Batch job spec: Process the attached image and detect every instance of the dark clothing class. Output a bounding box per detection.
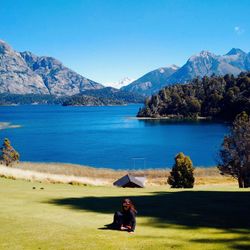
[112,210,136,232]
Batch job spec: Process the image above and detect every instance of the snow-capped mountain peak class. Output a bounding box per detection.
[158,64,179,73]
[189,50,217,61]
[168,64,179,70]
[104,77,135,89]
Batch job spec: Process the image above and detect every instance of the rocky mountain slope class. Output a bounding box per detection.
[1,39,250,99]
[124,49,250,96]
[20,51,103,96]
[121,65,179,96]
[0,40,103,96]
[0,40,49,95]
[166,50,247,84]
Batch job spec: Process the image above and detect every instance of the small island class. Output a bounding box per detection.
[62,95,125,106]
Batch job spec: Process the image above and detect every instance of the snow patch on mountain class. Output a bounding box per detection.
[104,77,135,89]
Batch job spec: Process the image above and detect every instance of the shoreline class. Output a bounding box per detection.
[0,161,237,187]
[0,122,21,130]
[133,116,211,121]
[10,160,220,171]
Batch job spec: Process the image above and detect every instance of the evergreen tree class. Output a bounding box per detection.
[218,112,250,188]
[167,152,195,188]
[0,138,19,166]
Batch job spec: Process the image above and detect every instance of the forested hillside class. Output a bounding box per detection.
[62,94,124,106]
[137,72,250,120]
[82,87,144,103]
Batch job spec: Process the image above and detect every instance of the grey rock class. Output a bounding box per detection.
[121,65,179,96]
[0,39,104,96]
[125,49,250,96]
[223,48,249,71]
[2,39,250,98]
[0,40,49,95]
[246,53,250,71]
[167,50,242,84]
[20,51,103,96]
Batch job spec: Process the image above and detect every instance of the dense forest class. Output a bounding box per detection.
[82,87,144,103]
[0,94,56,105]
[137,72,250,120]
[62,94,125,106]
[0,93,126,106]
[0,87,143,106]
[0,94,128,106]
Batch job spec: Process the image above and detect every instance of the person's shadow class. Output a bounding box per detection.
[98,223,117,231]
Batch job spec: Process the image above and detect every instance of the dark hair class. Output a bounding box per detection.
[122,198,137,213]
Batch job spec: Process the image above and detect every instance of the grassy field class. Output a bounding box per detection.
[0,177,249,250]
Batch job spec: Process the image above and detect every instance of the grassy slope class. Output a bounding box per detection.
[0,178,249,250]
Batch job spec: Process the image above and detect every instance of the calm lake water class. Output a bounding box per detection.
[0,105,229,169]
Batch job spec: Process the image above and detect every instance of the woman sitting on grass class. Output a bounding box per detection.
[107,198,137,232]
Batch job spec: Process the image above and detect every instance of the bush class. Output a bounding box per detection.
[0,138,20,166]
[167,152,195,188]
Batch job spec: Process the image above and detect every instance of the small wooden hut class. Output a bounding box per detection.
[113,174,146,188]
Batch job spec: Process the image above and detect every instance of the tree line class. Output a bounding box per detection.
[0,88,144,106]
[137,72,250,121]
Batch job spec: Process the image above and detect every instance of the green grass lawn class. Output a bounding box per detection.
[0,178,250,250]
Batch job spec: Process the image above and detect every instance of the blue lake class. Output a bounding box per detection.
[0,105,229,169]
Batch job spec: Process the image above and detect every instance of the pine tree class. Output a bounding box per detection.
[218,112,250,188]
[167,152,195,188]
[0,138,20,166]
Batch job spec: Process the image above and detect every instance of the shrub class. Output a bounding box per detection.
[167,152,195,188]
[0,138,20,166]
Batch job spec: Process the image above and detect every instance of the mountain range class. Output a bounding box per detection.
[0,39,250,98]
[122,48,250,96]
[0,40,103,96]
[121,65,179,96]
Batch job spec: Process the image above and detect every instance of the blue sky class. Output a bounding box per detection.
[0,0,250,84]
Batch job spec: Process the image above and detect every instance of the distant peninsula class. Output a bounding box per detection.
[137,72,250,121]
